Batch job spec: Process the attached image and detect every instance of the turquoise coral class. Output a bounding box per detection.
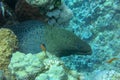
[8,51,83,80]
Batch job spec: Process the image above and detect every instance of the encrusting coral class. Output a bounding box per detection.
[0,28,18,76]
[8,51,84,80]
[92,70,120,80]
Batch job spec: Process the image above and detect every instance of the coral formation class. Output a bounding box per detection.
[46,2,73,26]
[92,70,120,80]
[15,0,73,26]
[8,51,83,80]
[61,0,120,73]
[26,0,51,7]
[0,28,18,75]
[15,0,47,22]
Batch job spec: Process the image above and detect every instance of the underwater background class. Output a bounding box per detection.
[0,0,120,80]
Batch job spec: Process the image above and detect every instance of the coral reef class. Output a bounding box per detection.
[26,0,53,7]
[15,0,47,22]
[0,28,18,76]
[15,0,73,26]
[46,2,73,26]
[60,0,120,73]
[91,70,120,80]
[8,51,83,80]
[64,0,120,39]
[1,0,120,79]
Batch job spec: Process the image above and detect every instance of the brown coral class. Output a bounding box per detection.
[15,0,48,22]
[0,28,18,74]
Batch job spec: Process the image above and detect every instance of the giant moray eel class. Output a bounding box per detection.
[6,20,92,57]
[44,26,92,57]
